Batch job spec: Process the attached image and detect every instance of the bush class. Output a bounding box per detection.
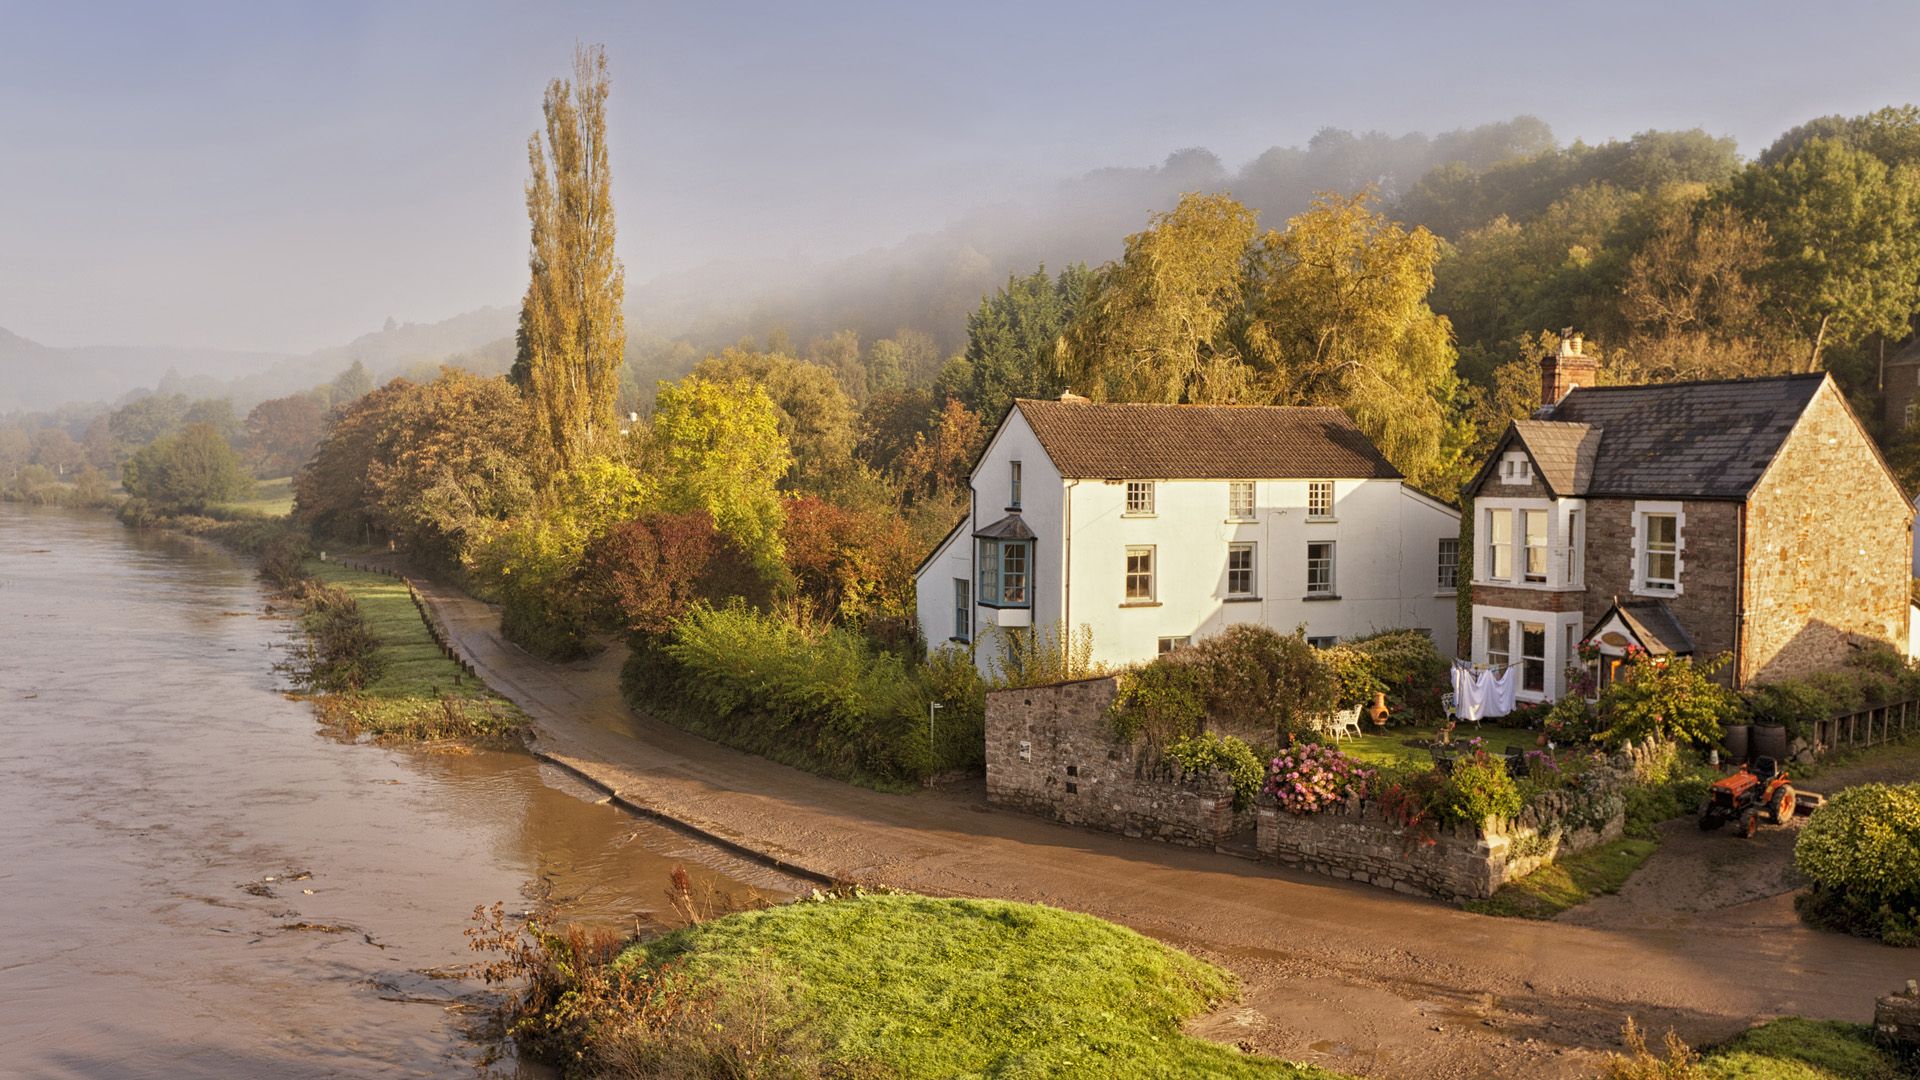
[984,621,1102,688]
[1263,742,1374,814]
[1594,654,1738,750]
[922,643,986,774]
[1542,696,1598,746]
[1794,783,1920,944]
[1109,652,1209,744]
[1333,629,1450,724]
[1429,751,1523,828]
[257,530,312,591]
[1165,733,1265,809]
[1746,646,1920,739]
[1196,625,1338,739]
[294,582,383,692]
[642,603,934,789]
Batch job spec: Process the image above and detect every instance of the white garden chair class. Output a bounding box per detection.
[1329,704,1363,741]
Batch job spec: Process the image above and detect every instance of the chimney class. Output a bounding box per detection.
[1540,329,1595,408]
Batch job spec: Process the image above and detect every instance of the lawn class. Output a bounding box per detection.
[1463,838,1658,919]
[1699,1018,1904,1079]
[299,559,521,739]
[1340,723,1539,772]
[212,476,295,519]
[617,894,1346,1078]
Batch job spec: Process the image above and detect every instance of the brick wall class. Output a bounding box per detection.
[1743,381,1913,683]
[985,676,1251,847]
[1256,759,1629,902]
[1582,498,1741,669]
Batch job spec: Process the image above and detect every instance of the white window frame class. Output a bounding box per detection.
[1631,501,1685,597]
[1486,617,1511,669]
[1485,507,1513,582]
[1523,509,1548,584]
[1565,507,1584,587]
[1307,635,1338,649]
[1519,621,1547,694]
[1125,481,1155,516]
[1498,451,1533,485]
[1305,541,1335,597]
[953,578,970,642]
[1475,604,1586,702]
[1227,542,1256,597]
[1157,636,1190,654]
[1009,460,1022,509]
[1124,545,1155,603]
[1307,480,1334,519]
[1228,480,1255,521]
[1436,537,1459,592]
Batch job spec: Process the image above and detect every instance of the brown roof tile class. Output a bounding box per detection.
[1511,420,1600,496]
[1012,399,1401,480]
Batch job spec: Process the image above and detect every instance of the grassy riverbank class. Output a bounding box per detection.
[498,892,1342,1078]
[297,560,522,741]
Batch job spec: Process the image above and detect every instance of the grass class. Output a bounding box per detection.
[616,894,1346,1078]
[211,476,295,519]
[299,559,522,740]
[1701,1017,1906,1079]
[1464,838,1657,919]
[1341,723,1538,772]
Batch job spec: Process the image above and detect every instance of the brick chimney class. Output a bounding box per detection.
[1540,330,1595,407]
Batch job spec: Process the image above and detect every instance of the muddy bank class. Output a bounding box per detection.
[0,505,800,1078]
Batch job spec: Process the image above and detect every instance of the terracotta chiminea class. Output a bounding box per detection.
[1368,691,1389,728]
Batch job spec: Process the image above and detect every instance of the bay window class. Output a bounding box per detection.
[1523,509,1548,583]
[977,539,1031,607]
[1521,622,1546,693]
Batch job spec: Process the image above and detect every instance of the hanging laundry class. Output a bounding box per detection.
[1488,666,1518,717]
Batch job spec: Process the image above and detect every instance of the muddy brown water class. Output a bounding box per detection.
[0,505,796,1078]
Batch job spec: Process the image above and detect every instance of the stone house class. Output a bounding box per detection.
[1464,337,1914,703]
[1882,336,1920,434]
[914,395,1461,673]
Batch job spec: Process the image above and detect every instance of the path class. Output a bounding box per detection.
[401,571,1920,1080]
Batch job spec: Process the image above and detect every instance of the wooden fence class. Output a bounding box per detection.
[330,556,479,683]
[1812,698,1918,757]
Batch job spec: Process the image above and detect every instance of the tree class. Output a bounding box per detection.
[515,43,626,473]
[896,397,984,504]
[963,265,1096,416]
[691,347,855,490]
[1060,193,1260,403]
[1614,202,1796,382]
[1727,138,1920,370]
[587,510,768,638]
[364,369,538,564]
[243,392,331,477]
[782,495,918,638]
[296,380,409,541]
[0,427,30,483]
[184,398,240,443]
[123,422,252,511]
[643,376,793,569]
[29,428,83,477]
[1245,191,1467,490]
[330,361,374,407]
[108,394,190,461]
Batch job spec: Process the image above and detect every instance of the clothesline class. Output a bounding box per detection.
[1450,661,1518,721]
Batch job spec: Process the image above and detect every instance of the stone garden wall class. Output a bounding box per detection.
[1256,757,1631,902]
[985,676,1253,848]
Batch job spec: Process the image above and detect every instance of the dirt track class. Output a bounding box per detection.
[398,569,1920,1080]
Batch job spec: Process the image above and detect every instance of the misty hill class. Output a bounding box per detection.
[2,307,518,414]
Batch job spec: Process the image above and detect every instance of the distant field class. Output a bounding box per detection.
[213,476,294,519]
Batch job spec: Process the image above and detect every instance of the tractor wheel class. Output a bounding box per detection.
[1772,785,1797,825]
[1699,810,1724,831]
[1740,809,1761,838]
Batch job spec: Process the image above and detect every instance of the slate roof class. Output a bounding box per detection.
[973,513,1035,541]
[1592,599,1696,656]
[1011,399,1401,480]
[1495,374,1826,500]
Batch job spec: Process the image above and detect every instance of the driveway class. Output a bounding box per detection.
[402,572,1920,1080]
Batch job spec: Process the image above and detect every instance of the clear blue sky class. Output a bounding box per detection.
[4,0,1918,353]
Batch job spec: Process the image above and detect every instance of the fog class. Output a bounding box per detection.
[4,1,1920,408]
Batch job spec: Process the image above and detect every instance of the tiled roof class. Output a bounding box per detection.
[1545,374,1826,499]
[1510,420,1599,496]
[1596,600,1696,656]
[1012,399,1401,480]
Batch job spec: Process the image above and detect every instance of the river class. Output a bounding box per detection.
[0,504,793,1078]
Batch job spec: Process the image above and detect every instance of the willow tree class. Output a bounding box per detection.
[514,44,626,474]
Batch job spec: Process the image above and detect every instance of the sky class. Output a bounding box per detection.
[4,0,1920,354]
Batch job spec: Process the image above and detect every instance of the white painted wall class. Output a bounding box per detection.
[912,406,1462,673]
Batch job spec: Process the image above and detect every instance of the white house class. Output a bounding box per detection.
[914,395,1462,673]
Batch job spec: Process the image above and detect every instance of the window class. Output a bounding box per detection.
[1009,461,1022,509]
[1486,618,1511,669]
[1523,509,1548,583]
[1157,636,1190,654]
[977,539,1031,607]
[1307,480,1334,518]
[1228,481,1255,520]
[953,579,970,641]
[1436,537,1459,590]
[1566,509,1582,585]
[1486,509,1513,581]
[1125,481,1155,515]
[1227,542,1256,597]
[1642,513,1678,591]
[1499,452,1533,484]
[1307,635,1338,648]
[1521,622,1546,693]
[1125,546,1155,602]
[1305,541,1335,596]
[1905,402,1919,429]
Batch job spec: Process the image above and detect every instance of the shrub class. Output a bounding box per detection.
[1165,733,1264,810]
[984,621,1102,688]
[647,603,934,788]
[1109,652,1209,744]
[1263,742,1374,814]
[294,582,383,692]
[257,530,312,591]
[1335,629,1450,724]
[1541,696,1598,746]
[1197,625,1338,739]
[922,643,986,774]
[1429,751,1524,828]
[1796,783,1920,904]
[1318,645,1384,708]
[1594,654,1737,750]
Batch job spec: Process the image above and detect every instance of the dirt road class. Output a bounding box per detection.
[402,572,1920,1080]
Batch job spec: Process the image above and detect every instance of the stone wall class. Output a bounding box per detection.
[985,676,1252,847]
[1582,497,1742,671]
[1742,380,1913,684]
[1256,758,1629,902]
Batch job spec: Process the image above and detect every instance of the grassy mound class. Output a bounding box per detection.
[1704,1018,1905,1079]
[300,561,521,740]
[606,894,1339,1078]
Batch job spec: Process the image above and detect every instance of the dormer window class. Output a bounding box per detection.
[1498,451,1533,485]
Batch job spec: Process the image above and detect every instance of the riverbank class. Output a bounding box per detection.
[388,562,1920,1080]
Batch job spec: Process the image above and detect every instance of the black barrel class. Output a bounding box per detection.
[1752,723,1789,763]
[1722,723,1751,764]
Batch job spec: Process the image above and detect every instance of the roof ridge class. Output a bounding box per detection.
[1015,398,1344,411]
[1561,372,1825,396]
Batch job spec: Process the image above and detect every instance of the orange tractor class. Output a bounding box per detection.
[1699,756,1796,838]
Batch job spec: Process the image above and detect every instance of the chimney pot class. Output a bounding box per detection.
[1541,330,1596,408]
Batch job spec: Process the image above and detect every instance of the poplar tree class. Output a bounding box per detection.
[514,44,626,473]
